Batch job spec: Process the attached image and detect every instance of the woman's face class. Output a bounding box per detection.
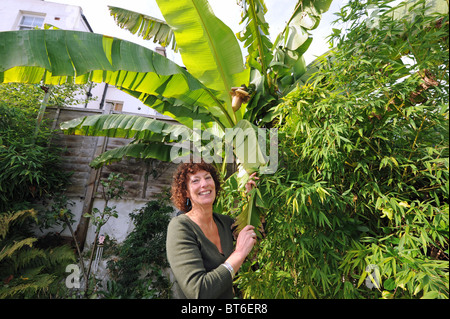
[186,169,216,209]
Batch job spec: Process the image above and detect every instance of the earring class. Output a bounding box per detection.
[186,198,191,209]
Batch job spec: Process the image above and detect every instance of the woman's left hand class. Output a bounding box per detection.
[235,225,257,258]
[245,172,259,194]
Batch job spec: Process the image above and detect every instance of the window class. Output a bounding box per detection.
[18,14,45,30]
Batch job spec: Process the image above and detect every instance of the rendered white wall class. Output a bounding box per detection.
[0,0,89,32]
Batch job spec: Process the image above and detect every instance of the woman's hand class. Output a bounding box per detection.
[244,172,259,194]
[235,224,257,258]
[225,224,257,276]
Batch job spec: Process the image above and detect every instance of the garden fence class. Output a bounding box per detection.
[44,105,177,249]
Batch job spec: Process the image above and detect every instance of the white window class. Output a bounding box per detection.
[18,14,45,30]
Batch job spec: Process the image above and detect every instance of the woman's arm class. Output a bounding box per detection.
[166,218,233,299]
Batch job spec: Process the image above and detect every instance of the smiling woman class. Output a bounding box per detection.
[167,161,258,298]
[170,161,222,213]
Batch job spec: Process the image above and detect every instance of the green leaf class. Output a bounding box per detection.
[230,119,269,174]
[271,0,333,94]
[421,291,439,299]
[156,0,249,114]
[109,6,177,51]
[384,278,396,290]
[237,0,273,75]
[119,88,222,130]
[357,270,368,288]
[0,30,232,127]
[316,186,330,203]
[90,141,190,168]
[60,113,190,142]
[381,207,393,220]
[236,187,262,233]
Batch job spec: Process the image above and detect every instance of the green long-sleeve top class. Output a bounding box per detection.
[166,212,235,299]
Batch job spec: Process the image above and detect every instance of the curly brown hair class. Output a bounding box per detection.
[171,161,222,212]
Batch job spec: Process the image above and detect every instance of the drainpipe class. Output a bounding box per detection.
[99,83,108,109]
[84,83,93,108]
[81,13,94,33]
[81,11,94,108]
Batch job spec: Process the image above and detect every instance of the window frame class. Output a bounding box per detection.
[17,13,45,30]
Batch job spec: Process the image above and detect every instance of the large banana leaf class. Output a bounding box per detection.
[59,113,196,168]
[60,113,230,168]
[235,188,263,234]
[222,119,276,231]
[119,88,224,130]
[60,113,189,142]
[271,0,333,94]
[109,6,177,52]
[237,0,273,77]
[155,0,250,114]
[242,0,334,125]
[230,119,269,174]
[60,113,192,168]
[90,141,191,169]
[0,30,234,128]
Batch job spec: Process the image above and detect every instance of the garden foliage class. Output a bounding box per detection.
[0,83,87,298]
[105,197,173,298]
[231,0,449,298]
[0,83,90,212]
[0,210,75,298]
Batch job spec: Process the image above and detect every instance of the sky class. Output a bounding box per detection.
[47,0,346,66]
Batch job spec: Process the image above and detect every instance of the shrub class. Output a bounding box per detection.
[0,102,70,213]
[105,196,173,298]
[0,210,75,298]
[0,82,93,212]
[0,82,89,298]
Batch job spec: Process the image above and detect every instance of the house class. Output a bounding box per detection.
[0,0,92,31]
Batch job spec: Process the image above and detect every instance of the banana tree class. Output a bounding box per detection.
[0,0,333,232]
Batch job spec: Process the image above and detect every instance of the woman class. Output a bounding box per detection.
[167,161,258,299]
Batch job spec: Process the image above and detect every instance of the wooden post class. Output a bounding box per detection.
[34,85,51,139]
[74,103,111,251]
